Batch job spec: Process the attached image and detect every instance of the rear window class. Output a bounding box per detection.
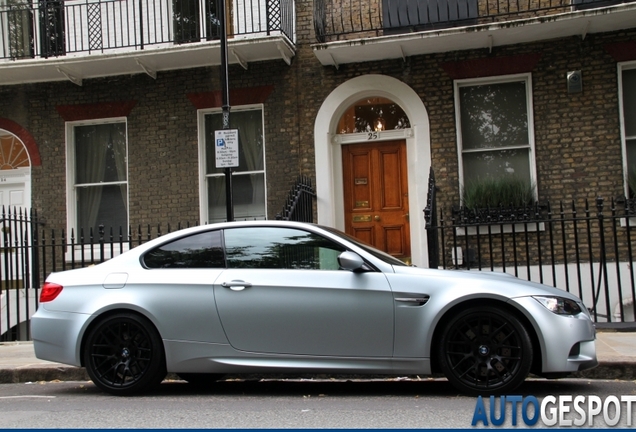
[143,230,224,268]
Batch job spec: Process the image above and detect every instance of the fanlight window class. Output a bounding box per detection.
[337,97,410,134]
[0,133,30,170]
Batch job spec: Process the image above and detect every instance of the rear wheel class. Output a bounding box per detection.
[83,313,166,395]
[438,306,532,394]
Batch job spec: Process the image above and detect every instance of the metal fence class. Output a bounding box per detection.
[424,168,636,324]
[314,0,633,42]
[1,0,294,60]
[276,175,316,223]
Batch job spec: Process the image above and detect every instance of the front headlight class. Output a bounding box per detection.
[533,296,582,315]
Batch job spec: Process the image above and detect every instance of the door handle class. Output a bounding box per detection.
[404,213,409,222]
[374,215,381,221]
[221,280,252,291]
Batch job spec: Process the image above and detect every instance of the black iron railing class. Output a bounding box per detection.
[0,0,294,60]
[314,0,634,42]
[276,175,316,223]
[424,171,636,323]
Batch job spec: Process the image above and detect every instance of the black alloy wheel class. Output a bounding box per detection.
[438,306,533,395]
[83,313,166,395]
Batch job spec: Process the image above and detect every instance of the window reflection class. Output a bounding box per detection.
[224,227,345,270]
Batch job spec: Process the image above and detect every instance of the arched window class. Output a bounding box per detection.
[337,97,410,134]
[0,132,30,170]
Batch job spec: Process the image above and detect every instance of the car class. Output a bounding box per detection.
[31,220,597,395]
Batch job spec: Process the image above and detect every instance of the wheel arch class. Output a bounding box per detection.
[79,308,165,368]
[428,298,543,375]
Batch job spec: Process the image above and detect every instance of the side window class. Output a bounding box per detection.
[143,230,224,268]
[224,227,345,270]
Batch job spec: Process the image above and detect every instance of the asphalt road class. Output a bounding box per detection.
[1,378,635,428]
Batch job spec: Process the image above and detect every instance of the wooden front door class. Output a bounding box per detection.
[342,140,411,262]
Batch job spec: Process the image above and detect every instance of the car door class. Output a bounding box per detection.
[214,226,394,357]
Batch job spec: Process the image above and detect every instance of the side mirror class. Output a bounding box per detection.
[338,251,366,272]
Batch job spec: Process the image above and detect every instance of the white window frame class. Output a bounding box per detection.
[197,104,267,223]
[618,61,636,199]
[454,73,538,205]
[65,117,129,256]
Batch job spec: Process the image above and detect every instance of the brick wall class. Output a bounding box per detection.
[1,1,635,232]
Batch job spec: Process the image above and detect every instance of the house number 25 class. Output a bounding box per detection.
[367,131,379,140]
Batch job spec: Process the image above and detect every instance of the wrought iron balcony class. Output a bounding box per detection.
[1,0,293,59]
[0,0,295,84]
[312,0,636,66]
[314,0,635,42]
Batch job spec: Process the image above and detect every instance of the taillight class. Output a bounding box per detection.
[40,282,63,303]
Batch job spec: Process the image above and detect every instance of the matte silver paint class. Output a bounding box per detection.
[31,220,598,389]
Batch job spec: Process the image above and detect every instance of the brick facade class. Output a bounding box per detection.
[1,0,635,246]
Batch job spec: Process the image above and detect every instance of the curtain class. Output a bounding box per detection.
[75,125,108,233]
[111,126,128,215]
[236,111,263,208]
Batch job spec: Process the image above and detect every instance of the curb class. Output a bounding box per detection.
[0,366,89,384]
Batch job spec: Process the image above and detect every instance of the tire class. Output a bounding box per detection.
[178,373,223,388]
[83,312,166,395]
[438,306,533,395]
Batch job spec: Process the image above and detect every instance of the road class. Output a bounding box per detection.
[0,377,635,428]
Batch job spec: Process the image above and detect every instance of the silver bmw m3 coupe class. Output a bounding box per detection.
[31,220,597,395]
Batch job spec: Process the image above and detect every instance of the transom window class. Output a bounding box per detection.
[620,64,636,198]
[337,97,410,134]
[200,106,266,222]
[455,75,537,208]
[66,120,128,235]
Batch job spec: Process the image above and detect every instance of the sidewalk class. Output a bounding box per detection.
[0,331,634,384]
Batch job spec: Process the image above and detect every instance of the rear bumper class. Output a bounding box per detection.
[31,307,90,367]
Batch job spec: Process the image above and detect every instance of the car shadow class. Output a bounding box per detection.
[45,376,605,398]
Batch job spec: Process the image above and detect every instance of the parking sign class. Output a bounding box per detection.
[214,129,239,168]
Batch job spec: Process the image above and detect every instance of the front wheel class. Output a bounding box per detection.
[83,313,166,395]
[438,306,533,395]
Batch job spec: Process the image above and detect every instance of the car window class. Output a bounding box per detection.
[224,227,346,270]
[143,230,224,268]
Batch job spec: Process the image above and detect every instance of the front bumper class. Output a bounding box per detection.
[510,296,598,373]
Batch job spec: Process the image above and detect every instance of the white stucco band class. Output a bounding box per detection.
[313,74,432,267]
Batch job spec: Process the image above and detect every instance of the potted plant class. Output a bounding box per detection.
[456,177,538,223]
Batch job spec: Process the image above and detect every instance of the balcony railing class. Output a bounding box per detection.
[313,0,634,42]
[0,0,294,61]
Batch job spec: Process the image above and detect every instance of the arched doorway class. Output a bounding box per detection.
[314,75,431,267]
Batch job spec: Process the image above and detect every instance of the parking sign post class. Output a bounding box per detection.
[218,0,233,221]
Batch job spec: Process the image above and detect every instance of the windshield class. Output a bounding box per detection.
[320,225,408,267]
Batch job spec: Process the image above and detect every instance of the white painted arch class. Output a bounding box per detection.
[313,74,432,267]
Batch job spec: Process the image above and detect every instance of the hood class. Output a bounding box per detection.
[391,265,583,301]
